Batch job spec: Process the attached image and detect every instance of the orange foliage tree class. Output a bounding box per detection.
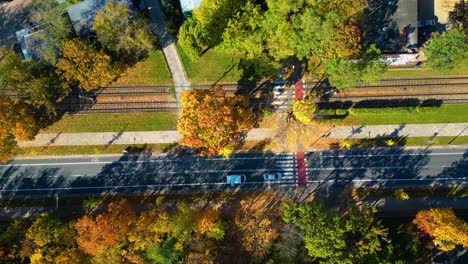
[74,201,136,256]
[413,208,468,251]
[177,85,255,156]
[234,193,281,259]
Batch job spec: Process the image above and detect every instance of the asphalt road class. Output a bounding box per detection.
[0,148,466,198]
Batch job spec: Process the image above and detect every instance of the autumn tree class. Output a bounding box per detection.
[235,192,280,260]
[93,2,154,60]
[24,213,83,264]
[0,220,29,263]
[282,201,391,263]
[413,208,468,251]
[177,85,255,156]
[292,97,316,125]
[74,201,136,256]
[195,208,225,241]
[424,28,468,71]
[56,38,116,91]
[0,96,39,162]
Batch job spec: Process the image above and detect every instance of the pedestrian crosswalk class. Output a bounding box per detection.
[274,154,296,183]
[272,82,292,110]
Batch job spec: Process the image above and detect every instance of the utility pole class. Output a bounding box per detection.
[55,194,59,209]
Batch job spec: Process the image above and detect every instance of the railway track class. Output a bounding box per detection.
[4,77,468,113]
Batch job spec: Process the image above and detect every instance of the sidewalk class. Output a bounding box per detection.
[144,0,190,104]
[17,124,468,148]
[329,123,468,139]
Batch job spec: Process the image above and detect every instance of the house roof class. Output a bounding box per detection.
[392,0,418,47]
[66,0,134,36]
[16,26,53,60]
[179,0,201,16]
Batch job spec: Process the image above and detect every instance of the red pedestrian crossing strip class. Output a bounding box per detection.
[296,152,307,187]
[294,79,304,100]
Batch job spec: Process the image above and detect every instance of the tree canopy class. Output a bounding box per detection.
[93,2,155,60]
[0,48,70,114]
[424,28,468,71]
[0,96,39,163]
[56,39,116,91]
[177,85,255,156]
[179,0,386,88]
[282,201,392,263]
[413,208,468,251]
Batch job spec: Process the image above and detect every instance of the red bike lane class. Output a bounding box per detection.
[296,152,307,187]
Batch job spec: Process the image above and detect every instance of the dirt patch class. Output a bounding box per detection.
[96,94,177,103]
[0,0,32,46]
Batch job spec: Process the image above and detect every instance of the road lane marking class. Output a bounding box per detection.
[307,166,428,171]
[307,177,468,183]
[0,156,294,167]
[321,152,465,158]
[0,177,466,193]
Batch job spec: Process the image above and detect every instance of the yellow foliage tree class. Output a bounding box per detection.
[292,97,316,125]
[56,38,116,91]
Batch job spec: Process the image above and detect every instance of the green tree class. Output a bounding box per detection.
[0,48,69,114]
[424,28,468,71]
[177,85,255,156]
[27,0,74,64]
[93,2,154,60]
[178,0,248,60]
[220,0,385,87]
[56,38,116,91]
[146,238,180,264]
[282,201,391,263]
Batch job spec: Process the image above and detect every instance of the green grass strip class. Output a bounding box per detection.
[42,112,178,133]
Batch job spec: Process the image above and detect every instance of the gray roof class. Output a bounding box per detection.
[66,0,134,36]
[179,0,201,16]
[16,27,53,60]
[392,0,418,46]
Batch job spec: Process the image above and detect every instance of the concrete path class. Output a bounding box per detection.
[18,128,273,147]
[17,123,468,147]
[329,123,468,139]
[144,0,190,104]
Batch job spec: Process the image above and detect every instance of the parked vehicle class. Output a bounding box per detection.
[226,174,246,184]
[263,173,282,181]
[417,19,436,27]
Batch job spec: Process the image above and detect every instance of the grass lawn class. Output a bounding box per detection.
[42,112,178,133]
[342,136,468,147]
[178,47,246,83]
[112,50,172,85]
[341,104,468,125]
[382,64,468,78]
